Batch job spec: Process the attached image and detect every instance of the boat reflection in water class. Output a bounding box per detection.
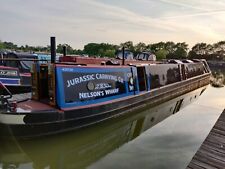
[0,86,207,169]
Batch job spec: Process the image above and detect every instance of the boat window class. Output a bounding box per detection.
[137,66,147,91]
[20,60,34,70]
[150,74,160,89]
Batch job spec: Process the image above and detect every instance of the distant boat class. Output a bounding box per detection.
[0,52,37,94]
[0,52,60,94]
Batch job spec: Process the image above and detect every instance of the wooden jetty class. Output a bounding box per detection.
[187,109,225,169]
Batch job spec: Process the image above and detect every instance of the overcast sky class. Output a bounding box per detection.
[1,0,225,49]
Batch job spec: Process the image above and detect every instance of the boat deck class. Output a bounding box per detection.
[9,92,31,102]
[187,109,225,169]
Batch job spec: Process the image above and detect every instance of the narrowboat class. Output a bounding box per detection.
[59,50,157,65]
[0,37,211,138]
[0,52,38,94]
[0,52,59,94]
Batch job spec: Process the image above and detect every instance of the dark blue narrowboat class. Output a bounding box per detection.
[0,52,39,94]
[0,38,211,138]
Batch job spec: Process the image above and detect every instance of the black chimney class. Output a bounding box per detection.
[63,45,67,56]
[50,37,56,64]
[122,46,125,65]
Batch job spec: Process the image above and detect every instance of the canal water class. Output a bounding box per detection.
[1,82,225,169]
[89,85,225,169]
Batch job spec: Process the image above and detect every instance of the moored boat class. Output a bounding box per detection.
[0,37,211,138]
[0,52,38,94]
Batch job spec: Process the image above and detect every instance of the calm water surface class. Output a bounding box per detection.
[89,86,225,169]
[0,86,225,169]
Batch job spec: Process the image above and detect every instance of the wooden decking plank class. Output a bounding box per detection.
[214,120,225,130]
[188,161,208,169]
[204,139,225,149]
[205,139,225,151]
[193,153,225,169]
[205,133,225,144]
[198,148,225,163]
[186,109,225,169]
[189,158,217,169]
[211,128,225,138]
[201,143,225,155]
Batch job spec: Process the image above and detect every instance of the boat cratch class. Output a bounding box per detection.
[0,37,211,138]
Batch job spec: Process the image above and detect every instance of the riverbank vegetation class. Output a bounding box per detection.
[0,40,224,60]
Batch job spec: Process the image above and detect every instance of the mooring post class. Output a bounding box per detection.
[50,37,56,64]
[122,46,125,65]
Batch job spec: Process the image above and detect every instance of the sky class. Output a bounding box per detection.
[0,0,225,49]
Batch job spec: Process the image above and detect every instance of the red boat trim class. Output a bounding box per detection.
[20,73,31,77]
[0,66,18,70]
[56,64,130,68]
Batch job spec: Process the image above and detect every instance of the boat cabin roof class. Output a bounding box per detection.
[5,52,38,59]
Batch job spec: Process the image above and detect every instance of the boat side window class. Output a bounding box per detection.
[20,60,33,73]
[137,66,147,91]
[186,63,205,78]
[150,74,160,89]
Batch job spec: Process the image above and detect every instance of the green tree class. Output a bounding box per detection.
[104,49,116,58]
[149,42,165,53]
[134,42,146,53]
[174,47,187,59]
[155,49,168,60]
[166,42,188,59]
[0,40,5,49]
[188,43,214,59]
[120,41,134,52]
[73,49,83,55]
[83,43,118,57]
[84,43,101,56]
[57,44,74,54]
[3,41,17,50]
[213,41,225,60]
[191,43,208,55]
[165,41,176,53]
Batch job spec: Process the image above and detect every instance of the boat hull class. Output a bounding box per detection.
[0,74,210,138]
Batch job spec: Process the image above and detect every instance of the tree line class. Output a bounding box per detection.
[0,40,224,60]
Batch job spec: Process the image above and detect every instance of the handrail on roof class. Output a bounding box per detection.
[0,58,50,62]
